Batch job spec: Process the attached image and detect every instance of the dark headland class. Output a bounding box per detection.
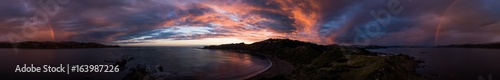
[203,38,424,80]
[0,41,119,49]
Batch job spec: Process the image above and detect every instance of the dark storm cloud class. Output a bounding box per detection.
[248,10,295,32]
[0,0,31,20]
[46,0,182,42]
[304,0,500,46]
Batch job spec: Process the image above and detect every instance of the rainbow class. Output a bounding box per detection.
[49,23,55,41]
[434,0,460,45]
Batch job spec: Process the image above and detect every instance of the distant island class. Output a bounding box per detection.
[438,42,500,49]
[353,45,389,49]
[358,42,500,49]
[203,38,424,80]
[358,45,434,49]
[0,41,119,49]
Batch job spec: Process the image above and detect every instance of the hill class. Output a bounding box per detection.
[203,38,424,80]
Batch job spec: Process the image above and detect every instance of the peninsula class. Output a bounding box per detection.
[203,38,424,80]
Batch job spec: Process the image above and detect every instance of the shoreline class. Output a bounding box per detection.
[201,39,424,79]
[248,57,294,79]
[242,57,273,79]
[199,48,294,79]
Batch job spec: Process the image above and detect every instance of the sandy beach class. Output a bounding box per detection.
[249,57,294,79]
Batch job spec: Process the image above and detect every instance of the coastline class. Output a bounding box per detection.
[197,48,294,79]
[202,39,424,79]
[201,49,294,79]
[203,49,424,80]
[248,57,294,79]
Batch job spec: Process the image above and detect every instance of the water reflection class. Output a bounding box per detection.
[0,47,271,80]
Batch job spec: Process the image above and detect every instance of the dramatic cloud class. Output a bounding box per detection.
[0,0,499,46]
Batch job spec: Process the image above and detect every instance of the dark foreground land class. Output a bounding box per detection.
[0,41,119,49]
[204,39,424,80]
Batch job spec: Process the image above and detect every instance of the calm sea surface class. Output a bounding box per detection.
[369,48,500,80]
[0,47,271,80]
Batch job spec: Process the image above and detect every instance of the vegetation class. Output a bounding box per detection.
[0,41,119,49]
[204,38,424,80]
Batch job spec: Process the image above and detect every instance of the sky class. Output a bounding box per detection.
[0,0,499,46]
